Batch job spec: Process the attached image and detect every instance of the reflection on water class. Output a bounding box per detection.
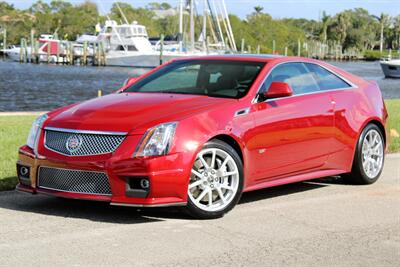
[0,60,398,111]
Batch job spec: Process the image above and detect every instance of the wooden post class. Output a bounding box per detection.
[100,42,106,66]
[285,47,288,56]
[297,39,301,57]
[20,38,26,63]
[272,40,276,54]
[159,34,164,65]
[83,41,88,65]
[34,40,39,63]
[98,89,103,97]
[56,41,60,64]
[305,42,309,58]
[2,28,6,60]
[92,43,96,66]
[241,39,244,53]
[256,45,260,54]
[30,29,34,63]
[247,45,251,54]
[70,42,74,65]
[47,41,51,64]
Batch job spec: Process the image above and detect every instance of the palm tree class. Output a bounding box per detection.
[337,12,351,46]
[254,6,263,15]
[394,16,400,50]
[320,11,330,44]
[374,13,390,53]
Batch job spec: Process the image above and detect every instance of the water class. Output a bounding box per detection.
[0,60,399,111]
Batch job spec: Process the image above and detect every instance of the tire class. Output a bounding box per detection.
[343,124,385,185]
[185,140,244,219]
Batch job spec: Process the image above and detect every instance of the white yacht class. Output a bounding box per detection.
[102,0,234,67]
[102,20,213,67]
[380,59,400,78]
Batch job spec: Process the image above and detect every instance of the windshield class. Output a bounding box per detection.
[124,60,265,99]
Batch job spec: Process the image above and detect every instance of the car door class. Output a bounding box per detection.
[247,62,335,180]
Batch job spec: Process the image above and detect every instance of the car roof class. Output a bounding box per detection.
[173,53,285,63]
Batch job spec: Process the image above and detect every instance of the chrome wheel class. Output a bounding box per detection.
[361,129,384,179]
[188,148,240,212]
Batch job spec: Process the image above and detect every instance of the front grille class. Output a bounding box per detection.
[44,128,126,156]
[38,167,112,195]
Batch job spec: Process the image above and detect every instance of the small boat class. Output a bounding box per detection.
[3,34,63,63]
[380,59,400,78]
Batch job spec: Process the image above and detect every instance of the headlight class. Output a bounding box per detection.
[26,114,48,150]
[134,122,177,157]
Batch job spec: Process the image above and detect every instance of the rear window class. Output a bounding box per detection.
[305,63,351,91]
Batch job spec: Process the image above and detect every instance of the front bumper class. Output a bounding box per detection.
[16,136,192,207]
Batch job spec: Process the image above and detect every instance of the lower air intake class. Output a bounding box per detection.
[38,167,112,196]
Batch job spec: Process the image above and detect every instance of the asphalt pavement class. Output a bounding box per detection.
[0,154,399,266]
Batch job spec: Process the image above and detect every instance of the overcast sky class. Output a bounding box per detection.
[5,0,400,20]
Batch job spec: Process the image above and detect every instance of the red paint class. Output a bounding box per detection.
[16,56,388,207]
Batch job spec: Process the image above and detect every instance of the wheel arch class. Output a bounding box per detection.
[360,118,387,145]
[349,118,387,169]
[209,134,244,164]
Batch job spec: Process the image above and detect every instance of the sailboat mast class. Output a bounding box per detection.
[211,0,225,49]
[179,0,184,52]
[222,0,236,51]
[202,0,207,51]
[190,0,195,52]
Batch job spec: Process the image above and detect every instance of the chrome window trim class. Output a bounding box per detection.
[37,166,112,196]
[44,127,127,136]
[252,61,358,104]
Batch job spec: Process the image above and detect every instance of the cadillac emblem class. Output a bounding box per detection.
[66,135,83,153]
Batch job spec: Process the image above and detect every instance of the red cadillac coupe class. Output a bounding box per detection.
[16,55,388,219]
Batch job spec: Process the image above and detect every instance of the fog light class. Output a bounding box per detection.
[20,166,29,176]
[140,178,150,189]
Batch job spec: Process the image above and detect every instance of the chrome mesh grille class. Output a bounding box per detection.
[44,129,126,156]
[38,167,111,195]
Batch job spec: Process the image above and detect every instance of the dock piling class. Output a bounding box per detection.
[2,28,6,60]
[297,39,301,57]
[47,41,51,64]
[159,34,164,65]
[83,41,88,65]
[272,40,276,54]
[30,29,35,63]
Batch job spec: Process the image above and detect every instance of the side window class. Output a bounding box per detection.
[261,63,319,95]
[305,63,351,91]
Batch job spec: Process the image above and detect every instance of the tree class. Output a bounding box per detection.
[320,11,330,43]
[394,16,400,49]
[254,6,263,15]
[337,12,351,45]
[374,13,390,53]
[160,3,172,10]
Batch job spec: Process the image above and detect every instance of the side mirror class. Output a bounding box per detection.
[263,81,293,99]
[123,77,139,87]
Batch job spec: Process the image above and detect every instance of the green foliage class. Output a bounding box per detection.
[0,115,35,191]
[0,1,399,57]
[364,49,399,61]
[385,99,400,153]
[230,13,305,55]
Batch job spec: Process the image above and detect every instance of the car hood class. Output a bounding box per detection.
[45,92,234,134]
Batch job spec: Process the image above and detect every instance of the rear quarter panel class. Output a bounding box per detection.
[328,78,388,171]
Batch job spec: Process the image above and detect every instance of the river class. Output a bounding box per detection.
[0,60,398,111]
